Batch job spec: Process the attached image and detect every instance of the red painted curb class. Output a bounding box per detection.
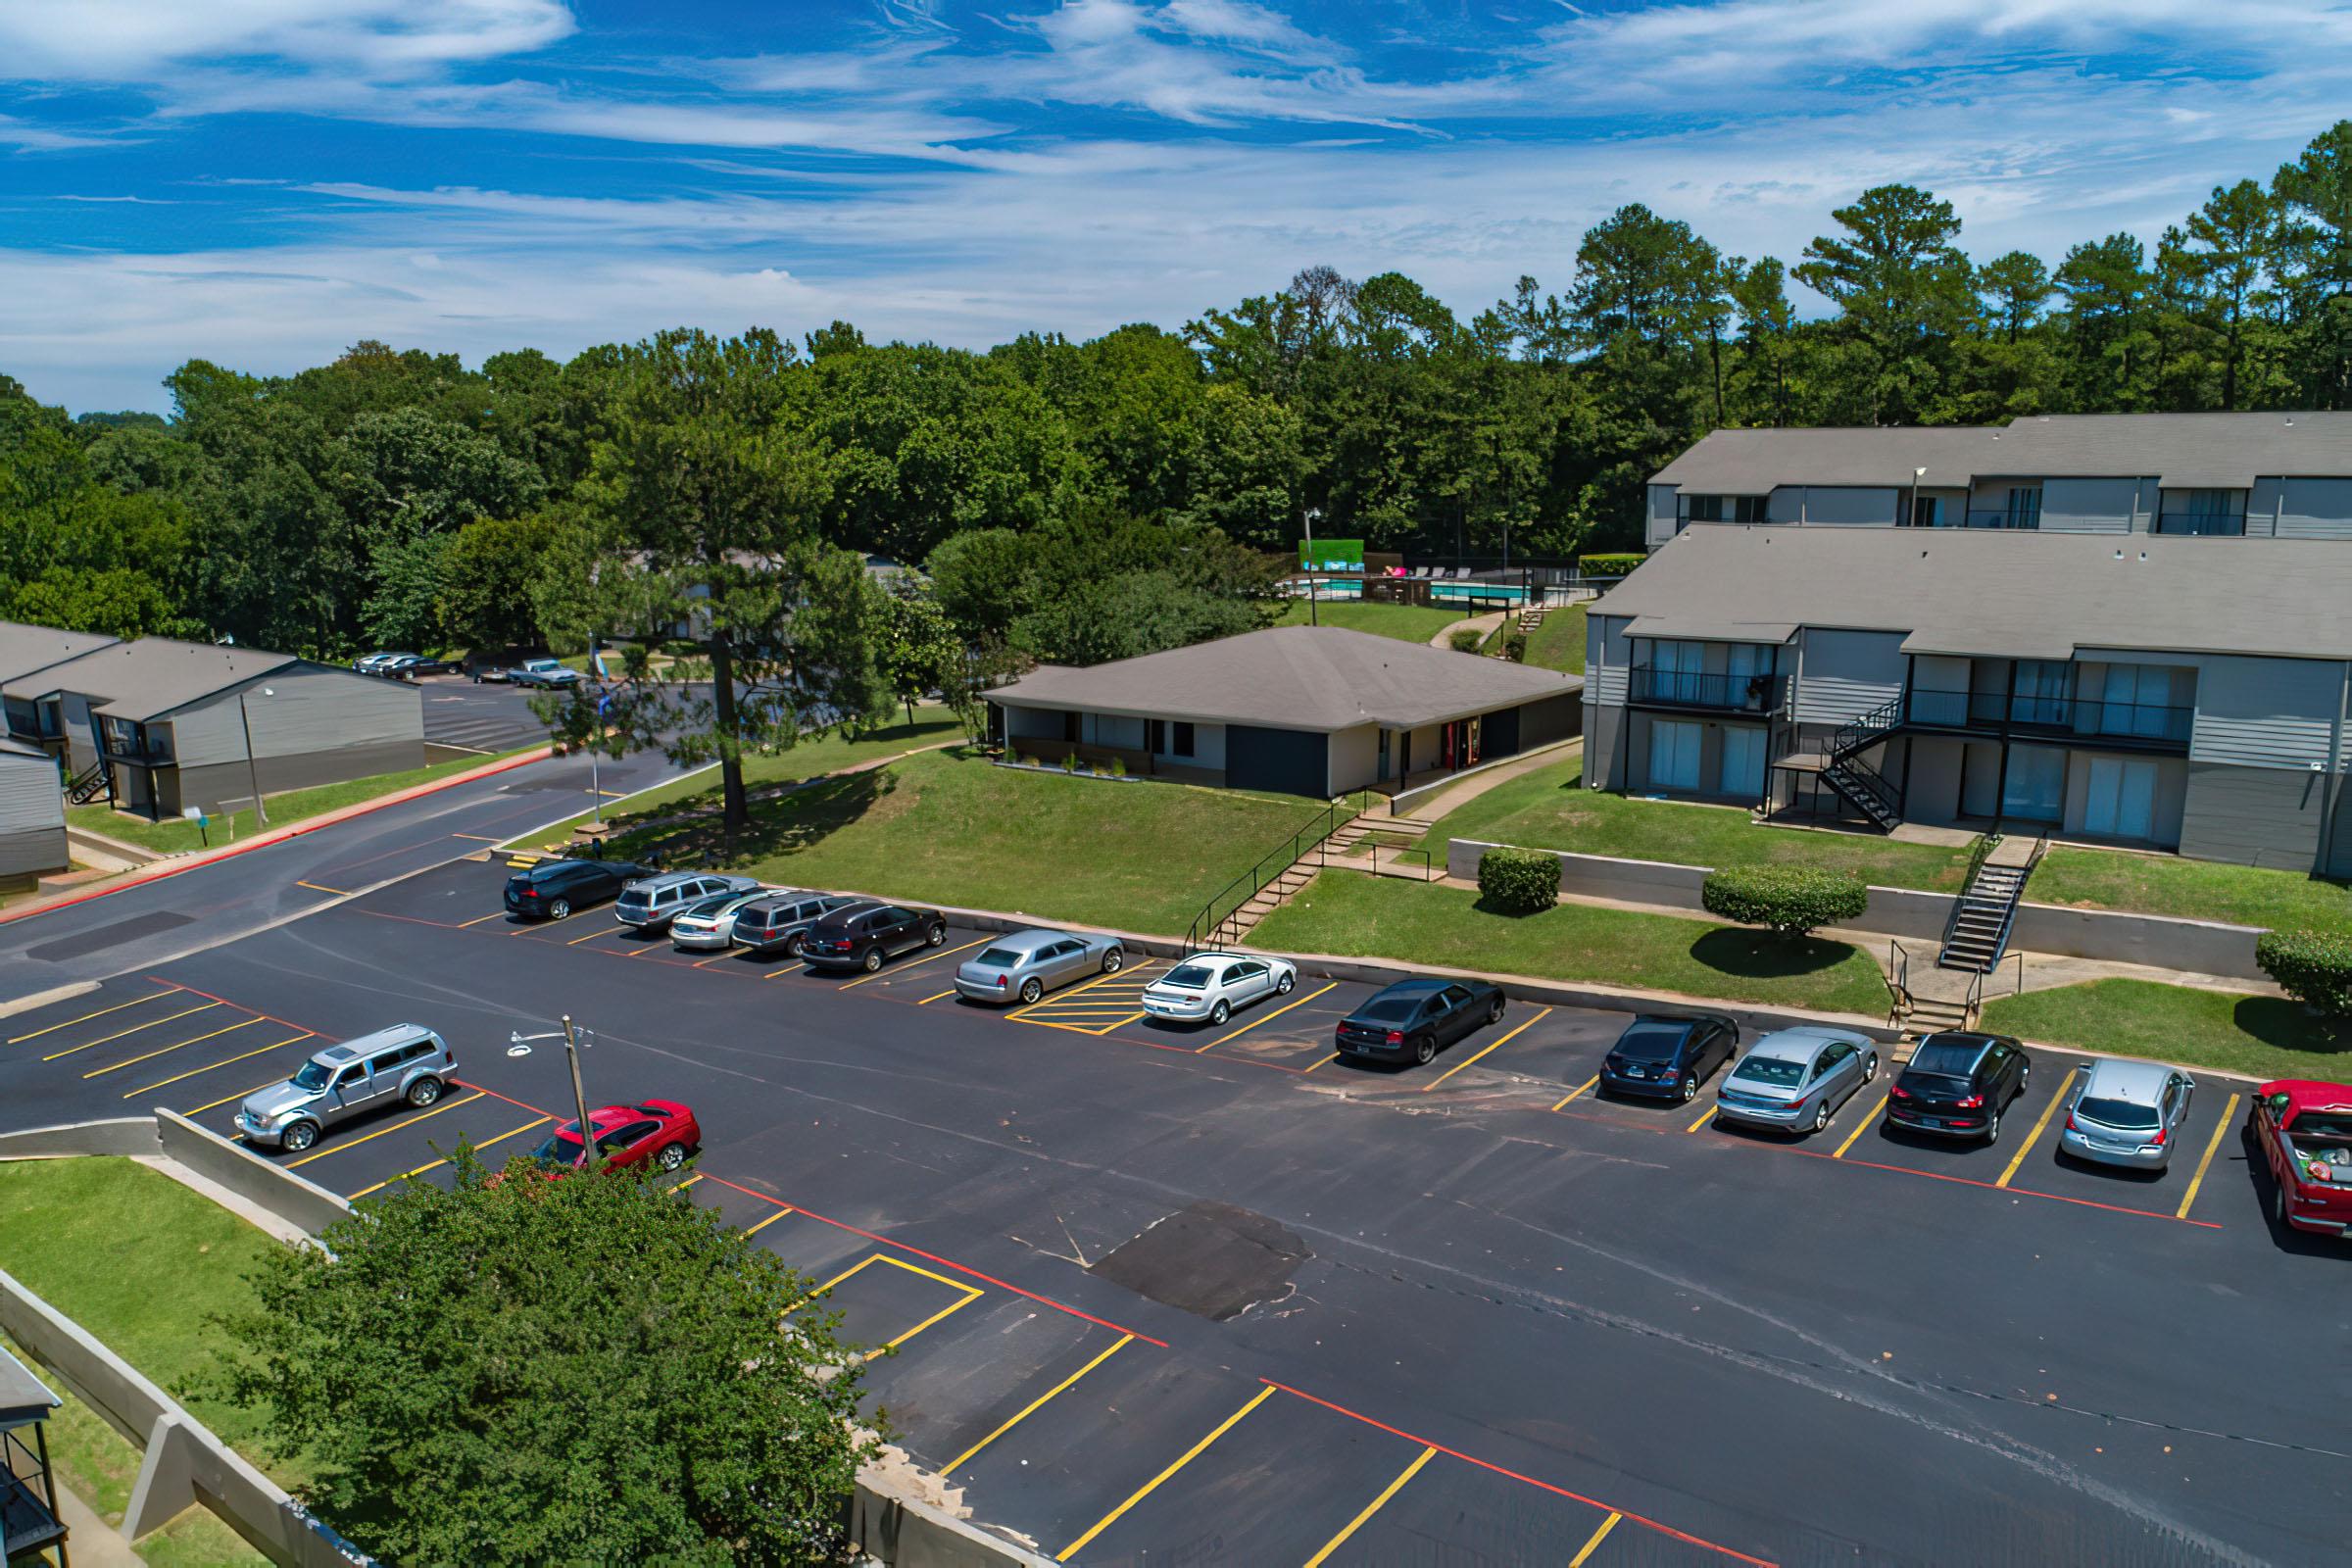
[0,746,554,927]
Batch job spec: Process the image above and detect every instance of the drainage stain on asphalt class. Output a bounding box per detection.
[24,909,194,962]
[1090,1200,1311,1322]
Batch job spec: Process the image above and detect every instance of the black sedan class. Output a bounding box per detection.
[1598,1012,1740,1102]
[1886,1030,2032,1143]
[504,858,646,921]
[799,901,948,972]
[1334,978,1504,1066]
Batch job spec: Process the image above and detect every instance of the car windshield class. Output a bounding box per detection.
[682,895,737,917]
[1909,1040,1985,1075]
[1614,1024,1689,1061]
[976,948,1022,967]
[2077,1095,2160,1130]
[290,1059,333,1091]
[1732,1056,1805,1088]
[529,1130,590,1166]
[1356,999,1418,1022]
[1160,964,1215,990]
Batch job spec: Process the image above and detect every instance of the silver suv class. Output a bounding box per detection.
[238,1026,456,1153]
[614,871,764,932]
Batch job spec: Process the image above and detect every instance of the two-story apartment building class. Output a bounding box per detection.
[1645,412,2352,549]
[1586,526,2352,877]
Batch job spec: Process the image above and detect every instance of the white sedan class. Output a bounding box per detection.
[668,891,769,951]
[1140,951,1298,1026]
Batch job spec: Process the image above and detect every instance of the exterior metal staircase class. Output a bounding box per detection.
[1936,835,2046,974]
[66,760,111,806]
[1817,697,1904,832]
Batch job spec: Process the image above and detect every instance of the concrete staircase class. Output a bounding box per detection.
[1936,836,2044,974]
[1323,813,1441,881]
[1200,859,1321,948]
[1516,606,1548,633]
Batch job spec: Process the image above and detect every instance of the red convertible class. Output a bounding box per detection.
[2247,1080,2352,1238]
[520,1101,702,1177]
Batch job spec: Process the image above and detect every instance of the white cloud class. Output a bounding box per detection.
[0,0,575,75]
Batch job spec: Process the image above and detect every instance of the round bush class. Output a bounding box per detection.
[1448,627,1485,654]
[1701,865,1868,937]
[1479,848,1561,915]
[2257,928,2352,1015]
[1500,631,1528,662]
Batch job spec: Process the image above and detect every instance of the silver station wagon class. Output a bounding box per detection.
[954,928,1125,1005]
[238,1025,456,1153]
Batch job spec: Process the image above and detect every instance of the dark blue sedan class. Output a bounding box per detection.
[1599,1012,1740,1102]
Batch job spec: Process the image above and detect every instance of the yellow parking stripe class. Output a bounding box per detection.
[667,1173,705,1195]
[1686,1104,1718,1133]
[286,1092,486,1167]
[2176,1093,2242,1220]
[1568,1511,1621,1566]
[1197,982,1337,1054]
[1057,1387,1275,1561]
[184,1074,299,1117]
[1997,1067,2077,1188]
[917,989,956,1004]
[457,910,508,928]
[123,1034,313,1100]
[83,1016,263,1078]
[1302,1053,1340,1073]
[836,935,992,990]
[1551,1074,1598,1110]
[1832,1092,1888,1158]
[8,987,179,1044]
[743,1205,795,1238]
[945,1335,1134,1475]
[1422,1006,1551,1091]
[295,880,352,896]
[40,1002,219,1061]
[565,924,616,946]
[1302,1445,1437,1567]
[1005,959,1135,1020]
[345,1116,552,1199]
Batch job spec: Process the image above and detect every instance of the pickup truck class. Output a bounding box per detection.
[2247,1080,2352,1238]
[501,659,586,690]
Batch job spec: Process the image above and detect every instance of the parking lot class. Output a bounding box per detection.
[3,856,2343,1565]
[415,674,560,755]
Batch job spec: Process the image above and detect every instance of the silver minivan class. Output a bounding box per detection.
[237,1025,456,1152]
[614,871,763,932]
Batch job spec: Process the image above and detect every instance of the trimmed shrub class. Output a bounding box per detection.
[1449,627,1485,653]
[1701,865,1869,938]
[1479,848,1562,915]
[1578,552,1645,578]
[2257,928,2352,1015]
[1500,631,1528,662]
[1107,756,1126,777]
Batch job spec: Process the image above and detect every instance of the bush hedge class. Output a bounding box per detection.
[1499,631,1528,662]
[1448,627,1485,653]
[1701,865,1869,937]
[2256,928,2352,1015]
[1579,553,1645,577]
[1478,848,1561,915]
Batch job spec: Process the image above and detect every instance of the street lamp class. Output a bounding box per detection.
[507,1015,597,1166]
[236,685,274,827]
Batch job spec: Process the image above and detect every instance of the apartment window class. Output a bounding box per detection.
[2012,660,2073,727]
[2001,486,2042,529]
[1146,718,1165,754]
[1651,639,1705,704]
[2096,663,2185,740]
[1685,494,1766,523]
[1171,721,1196,759]
[1647,720,1702,792]
[2159,489,2247,536]
[1910,496,1948,527]
[1719,727,1767,798]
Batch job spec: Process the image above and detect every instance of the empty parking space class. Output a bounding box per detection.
[1173,976,1361,1065]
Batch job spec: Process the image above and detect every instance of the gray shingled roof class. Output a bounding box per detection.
[1598,527,2352,662]
[1651,411,2352,492]
[1,638,300,720]
[0,621,120,688]
[986,625,1583,732]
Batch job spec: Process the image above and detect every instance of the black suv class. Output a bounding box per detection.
[800,901,948,972]
[1598,1012,1740,1102]
[1886,1030,2032,1143]
[504,858,646,921]
[1334,978,1504,1066]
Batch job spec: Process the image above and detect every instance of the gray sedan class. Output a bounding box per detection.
[955,928,1125,1004]
[2057,1058,2194,1171]
[1712,1027,1880,1137]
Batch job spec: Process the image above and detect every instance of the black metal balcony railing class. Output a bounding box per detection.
[1960,509,2042,530]
[1903,687,2192,745]
[1629,666,1787,713]
[2152,511,2247,536]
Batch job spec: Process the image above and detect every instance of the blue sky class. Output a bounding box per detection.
[3,0,2349,413]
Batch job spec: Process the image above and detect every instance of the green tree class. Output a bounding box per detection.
[875,580,960,725]
[2180,179,2282,409]
[438,510,573,655]
[2272,120,2352,408]
[1795,184,1976,421]
[2055,233,2158,411]
[206,1144,876,1566]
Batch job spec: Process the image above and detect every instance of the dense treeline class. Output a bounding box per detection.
[4,120,2349,675]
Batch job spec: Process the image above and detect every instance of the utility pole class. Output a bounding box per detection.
[237,685,273,827]
[560,1013,594,1158]
[1301,507,1322,628]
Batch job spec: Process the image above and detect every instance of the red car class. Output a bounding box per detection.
[2247,1080,2352,1238]
[520,1101,702,1177]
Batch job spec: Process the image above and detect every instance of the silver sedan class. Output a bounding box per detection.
[1712,1027,1880,1137]
[955,928,1125,1005]
[668,891,768,951]
[2057,1059,2194,1171]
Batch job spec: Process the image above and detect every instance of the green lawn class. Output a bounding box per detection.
[2029,847,2351,933]
[1253,871,1892,1015]
[1520,603,1587,673]
[1435,762,1977,893]
[1271,599,1474,643]
[1982,979,2351,1084]
[602,747,1320,935]
[508,705,964,852]
[72,743,542,857]
[0,1156,301,1533]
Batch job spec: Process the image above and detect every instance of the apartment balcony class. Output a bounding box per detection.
[2152,511,2247,536]
[1902,687,2192,751]
[1628,666,1788,715]
[1959,510,2042,529]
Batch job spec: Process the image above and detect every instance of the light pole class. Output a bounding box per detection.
[507,1015,596,1165]
[1301,507,1322,628]
[236,685,274,827]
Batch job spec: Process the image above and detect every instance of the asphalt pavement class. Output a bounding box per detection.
[2,853,2339,1567]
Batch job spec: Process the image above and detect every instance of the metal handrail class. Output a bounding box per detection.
[1184,799,1356,954]
[1376,843,1438,882]
[1826,747,1900,820]
[1886,939,1913,1026]
[1828,695,1904,763]
[1902,688,2192,745]
[1628,667,1788,713]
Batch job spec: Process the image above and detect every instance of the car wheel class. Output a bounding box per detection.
[406,1076,443,1108]
[785,933,805,957]
[656,1143,688,1173]
[2275,1182,2288,1228]
[1487,996,1505,1024]
[1984,1109,2002,1145]
[1679,1072,1698,1103]
[862,947,884,973]
[1414,1035,1436,1066]
[1811,1099,1831,1134]
[1276,971,1295,995]
[926,924,947,947]
[1209,999,1231,1025]
[1863,1052,1880,1083]
[1019,977,1044,1004]
[281,1121,318,1153]
[548,898,571,921]
[1102,949,1123,974]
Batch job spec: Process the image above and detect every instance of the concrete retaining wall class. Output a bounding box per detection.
[849,1478,1055,1568]
[1447,839,2269,982]
[153,1110,353,1236]
[0,1117,162,1160]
